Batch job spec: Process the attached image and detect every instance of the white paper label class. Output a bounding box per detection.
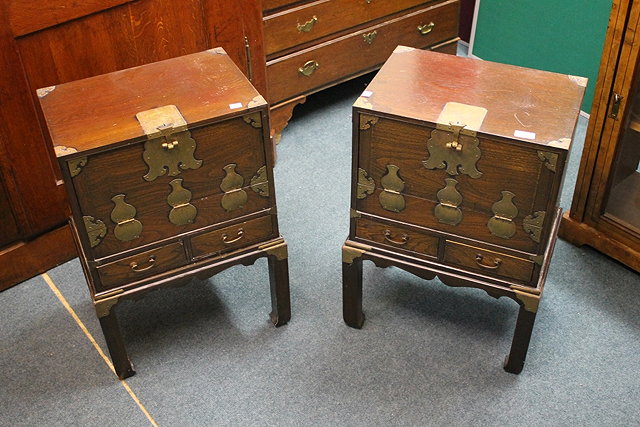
[361,90,373,98]
[514,130,536,140]
[229,102,243,109]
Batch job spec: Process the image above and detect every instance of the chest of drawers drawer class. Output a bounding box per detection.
[264,0,436,57]
[267,0,458,104]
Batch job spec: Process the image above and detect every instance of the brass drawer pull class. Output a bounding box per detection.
[363,31,377,45]
[384,229,409,245]
[297,16,318,32]
[129,255,157,273]
[222,228,245,244]
[298,60,319,76]
[475,254,502,270]
[417,22,435,36]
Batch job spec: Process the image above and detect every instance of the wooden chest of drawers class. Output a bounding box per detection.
[38,49,291,379]
[343,47,586,373]
[262,0,460,140]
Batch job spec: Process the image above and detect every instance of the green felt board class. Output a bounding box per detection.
[472,1,613,112]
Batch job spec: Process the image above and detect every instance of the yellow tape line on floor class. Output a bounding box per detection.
[42,273,158,427]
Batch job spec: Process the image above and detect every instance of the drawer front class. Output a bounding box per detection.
[70,114,274,259]
[355,217,439,259]
[263,0,310,13]
[443,240,535,283]
[264,0,440,56]
[267,0,459,104]
[96,241,187,290]
[355,114,563,253]
[191,215,275,259]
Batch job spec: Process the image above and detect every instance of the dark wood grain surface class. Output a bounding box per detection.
[362,47,586,148]
[39,50,265,156]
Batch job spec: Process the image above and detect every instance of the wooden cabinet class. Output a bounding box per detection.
[262,0,460,140]
[560,0,640,272]
[0,0,266,291]
[38,50,289,379]
[343,47,585,373]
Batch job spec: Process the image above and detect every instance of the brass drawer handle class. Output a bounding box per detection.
[363,31,377,45]
[222,228,245,244]
[475,254,502,270]
[384,229,409,245]
[129,255,157,273]
[298,60,319,76]
[417,22,435,36]
[297,16,318,32]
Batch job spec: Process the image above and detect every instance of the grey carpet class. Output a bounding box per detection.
[2,60,639,426]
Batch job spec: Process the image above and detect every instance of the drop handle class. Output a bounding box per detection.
[475,254,502,270]
[222,228,244,244]
[417,22,435,35]
[297,16,318,32]
[130,255,157,273]
[298,60,319,76]
[610,92,623,119]
[384,229,409,245]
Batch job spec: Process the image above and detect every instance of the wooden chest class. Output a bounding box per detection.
[342,46,586,373]
[262,0,460,139]
[38,49,291,379]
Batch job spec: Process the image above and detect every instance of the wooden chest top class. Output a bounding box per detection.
[39,48,266,157]
[355,46,586,149]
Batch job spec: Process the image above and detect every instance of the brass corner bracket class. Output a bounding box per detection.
[511,285,541,313]
[342,242,371,264]
[94,289,124,317]
[259,239,288,261]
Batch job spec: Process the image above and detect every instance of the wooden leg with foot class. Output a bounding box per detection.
[268,253,291,327]
[503,305,537,374]
[97,305,135,379]
[342,256,364,329]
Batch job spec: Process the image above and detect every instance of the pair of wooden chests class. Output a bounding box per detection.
[38,47,585,378]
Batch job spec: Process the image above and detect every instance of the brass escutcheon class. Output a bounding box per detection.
[423,125,482,178]
[363,31,377,45]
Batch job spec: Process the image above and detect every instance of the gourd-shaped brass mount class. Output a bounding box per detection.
[435,178,463,226]
[111,194,143,242]
[167,179,197,226]
[379,164,405,213]
[423,122,482,178]
[487,191,518,239]
[220,164,248,212]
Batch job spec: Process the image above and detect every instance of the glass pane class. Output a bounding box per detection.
[604,66,640,233]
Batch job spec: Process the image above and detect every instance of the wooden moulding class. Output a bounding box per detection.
[0,223,76,291]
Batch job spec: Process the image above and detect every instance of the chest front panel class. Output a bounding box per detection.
[355,113,563,254]
[70,113,273,259]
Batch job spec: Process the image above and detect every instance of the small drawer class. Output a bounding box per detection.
[356,217,439,259]
[264,0,434,57]
[96,241,187,290]
[190,215,275,259]
[443,240,535,283]
[267,0,459,103]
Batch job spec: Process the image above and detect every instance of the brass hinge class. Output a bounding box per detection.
[244,36,253,82]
